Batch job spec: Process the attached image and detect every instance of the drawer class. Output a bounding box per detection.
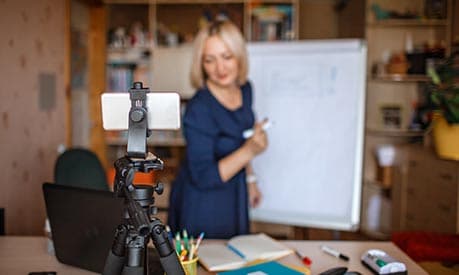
[404,203,457,233]
[395,145,459,233]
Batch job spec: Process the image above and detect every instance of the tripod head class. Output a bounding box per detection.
[126,82,151,159]
[102,82,185,275]
[113,82,164,235]
[114,153,166,237]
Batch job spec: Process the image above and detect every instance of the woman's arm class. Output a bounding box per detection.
[245,163,262,208]
[218,121,267,182]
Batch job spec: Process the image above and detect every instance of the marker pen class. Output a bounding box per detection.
[295,250,312,266]
[321,245,350,261]
[243,120,272,139]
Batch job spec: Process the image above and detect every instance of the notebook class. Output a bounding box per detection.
[198,233,294,272]
[217,261,304,275]
[42,182,164,274]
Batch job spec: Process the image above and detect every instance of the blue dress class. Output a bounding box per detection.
[168,82,255,239]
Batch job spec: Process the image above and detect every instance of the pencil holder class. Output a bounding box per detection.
[181,257,198,275]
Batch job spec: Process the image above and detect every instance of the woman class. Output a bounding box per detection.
[168,20,268,239]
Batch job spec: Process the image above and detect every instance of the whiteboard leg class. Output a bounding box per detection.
[293,226,310,240]
[332,230,341,240]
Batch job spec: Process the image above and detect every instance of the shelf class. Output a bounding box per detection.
[366,128,425,137]
[107,46,151,52]
[104,0,294,3]
[367,19,448,27]
[107,48,151,66]
[371,74,430,83]
[106,136,186,147]
[106,59,149,66]
[105,0,241,3]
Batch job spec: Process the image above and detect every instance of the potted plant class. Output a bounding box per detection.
[426,51,459,160]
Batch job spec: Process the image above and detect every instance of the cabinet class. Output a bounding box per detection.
[360,0,454,238]
[392,145,459,233]
[363,0,453,185]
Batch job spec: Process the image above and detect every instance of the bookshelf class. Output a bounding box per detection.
[367,18,449,27]
[247,2,296,41]
[371,74,430,82]
[104,0,299,45]
[104,0,299,95]
[361,0,453,238]
[365,0,453,145]
[366,128,425,138]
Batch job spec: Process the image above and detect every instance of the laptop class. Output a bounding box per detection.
[43,183,126,272]
[43,183,165,274]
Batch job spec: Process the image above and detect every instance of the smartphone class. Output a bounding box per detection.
[101,92,181,130]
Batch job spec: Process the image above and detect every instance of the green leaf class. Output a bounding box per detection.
[427,67,441,85]
[431,93,441,106]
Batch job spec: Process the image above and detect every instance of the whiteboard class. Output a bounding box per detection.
[248,40,367,231]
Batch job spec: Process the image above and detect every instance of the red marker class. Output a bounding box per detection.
[295,250,312,266]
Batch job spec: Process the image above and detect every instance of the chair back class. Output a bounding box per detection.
[54,148,109,191]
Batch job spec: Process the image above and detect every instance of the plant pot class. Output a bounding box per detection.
[432,114,459,161]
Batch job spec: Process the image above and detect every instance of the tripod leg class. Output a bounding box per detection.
[103,224,128,275]
[121,234,146,275]
[150,220,185,275]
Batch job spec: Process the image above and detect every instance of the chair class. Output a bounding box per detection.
[54,148,109,191]
[392,231,459,263]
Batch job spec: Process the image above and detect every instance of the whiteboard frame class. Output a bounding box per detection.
[248,40,367,231]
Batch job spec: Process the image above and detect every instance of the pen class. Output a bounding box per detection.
[188,243,196,261]
[175,232,181,254]
[180,249,188,261]
[182,229,189,251]
[188,232,204,261]
[195,232,205,250]
[166,225,173,246]
[242,120,272,139]
[227,243,245,259]
[321,245,349,261]
[295,250,312,266]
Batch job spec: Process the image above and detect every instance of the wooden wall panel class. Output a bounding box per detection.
[0,0,68,235]
[88,5,108,168]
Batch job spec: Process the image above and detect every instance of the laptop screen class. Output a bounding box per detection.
[43,183,125,273]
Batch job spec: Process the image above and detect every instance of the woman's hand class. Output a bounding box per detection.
[217,121,268,183]
[248,182,262,208]
[244,121,268,156]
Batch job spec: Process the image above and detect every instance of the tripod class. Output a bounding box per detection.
[102,82,185,275]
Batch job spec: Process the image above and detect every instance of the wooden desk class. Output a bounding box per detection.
[0,236,428,275]
[0,236,97,275]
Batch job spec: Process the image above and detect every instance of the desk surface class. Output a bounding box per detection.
[0,236,428,275]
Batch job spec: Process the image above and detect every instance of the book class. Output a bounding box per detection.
[217,261,304,275]
[198,233,293,272]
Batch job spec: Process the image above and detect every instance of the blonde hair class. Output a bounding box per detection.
[190,20,248,89]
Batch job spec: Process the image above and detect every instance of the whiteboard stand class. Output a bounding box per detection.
[292,227,342,240]
[293,226,309,240]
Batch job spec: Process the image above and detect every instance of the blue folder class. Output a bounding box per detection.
[217,261,303,275]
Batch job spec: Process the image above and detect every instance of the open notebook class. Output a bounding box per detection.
[198,233,293,272]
